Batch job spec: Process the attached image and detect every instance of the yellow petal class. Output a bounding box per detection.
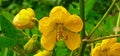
[41,30,57,51]
[91,45,110,56]
[63,30,81,50]
[34,51,43,56]
[95,43,101,47]
[39,17,55,35]
[110,43,120,56]
[34,50,52,56]
[13,8,35,29]
[26,8,35,17]
[101,38,117,51]
[64,14,83,32]
[91,46,101,56]
[42,50,52,56]
[13,9,30,25]
[49,6,70,23]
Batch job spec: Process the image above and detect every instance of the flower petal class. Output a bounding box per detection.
[41,30,57,51]
[63,30,81,50]
[39,17,55,35]
[34,50,52,56]
[110,43,120,56]
[91,46,101,56]
[13,8,35,29]
[13,9,30,25]
[64,14,83,32]
[26,8,35,17]
[101,38,117,50]
[49,6,70,23]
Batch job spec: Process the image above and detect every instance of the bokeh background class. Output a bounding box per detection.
[0,0,120,56]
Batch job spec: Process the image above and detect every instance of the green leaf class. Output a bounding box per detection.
[0,15,25,39]
[0,15,17,39]
[1,11,14,22]
[68,2,80,15]
[85,0,96,16]
[55,40,70,56]
[0,36,16,47]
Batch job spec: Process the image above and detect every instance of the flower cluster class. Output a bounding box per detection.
[12,6,83,56]
[39,6,83,50]
[91,38,120,56]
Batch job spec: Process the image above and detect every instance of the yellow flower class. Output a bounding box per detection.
[110,43,120,56]
[91,38,120,56]
[13,8,36,29]
[34,50,52,56]
[91,44,101,56]
[39,6,83,50]
[101,38,116,51]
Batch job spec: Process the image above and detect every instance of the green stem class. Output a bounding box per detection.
[115,3,120,11]
[79,0,86,56]
[83,34,120,42]
[70,51,73,56]
[79,0,85,39]
[33,18,39,23]
[13,51,16,56]
[115,11,120,35]
[4,48,8,56]
[0,0,1,6]
[79,0,117,56]
[88,0,117,39]
[13,47,27,56]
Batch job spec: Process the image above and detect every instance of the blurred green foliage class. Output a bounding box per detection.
[0,0,120,56]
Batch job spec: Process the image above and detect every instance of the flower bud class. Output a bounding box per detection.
[13,8,36,29]
[24,37,39,53]
[34,50,52,56]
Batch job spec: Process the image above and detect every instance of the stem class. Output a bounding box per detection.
[0,0,2,7]
[4,48,8,56]
[115,3,120,11]
[83,34,120,42]
[13,51,16,56]
[115,12,120,35]
[79,0,117,56]
[33,18,39,23]
[88,0,117,39]
[70,51,73,56]
[79,0,86,56]
[79,0,85,39]
[13,47,27,56]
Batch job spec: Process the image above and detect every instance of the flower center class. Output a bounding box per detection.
[56,23,67,41]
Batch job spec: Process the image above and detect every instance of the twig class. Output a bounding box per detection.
[13,47,27,56]
[79,0,117,56]
[88,0,117,39]
[115,3,120,11]
[83,34,120,42]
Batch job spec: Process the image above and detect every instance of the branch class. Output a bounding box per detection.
[83,34,120,42]
[13,47,27,56]
[79,0,86,56]
[88,0,117,39]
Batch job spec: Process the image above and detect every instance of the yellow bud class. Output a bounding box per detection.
[24,37,39,53]
[34,50,52,56]
[13,8,36,29]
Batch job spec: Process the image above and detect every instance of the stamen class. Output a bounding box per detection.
[56,23,65,41]
[65,35,68,40]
